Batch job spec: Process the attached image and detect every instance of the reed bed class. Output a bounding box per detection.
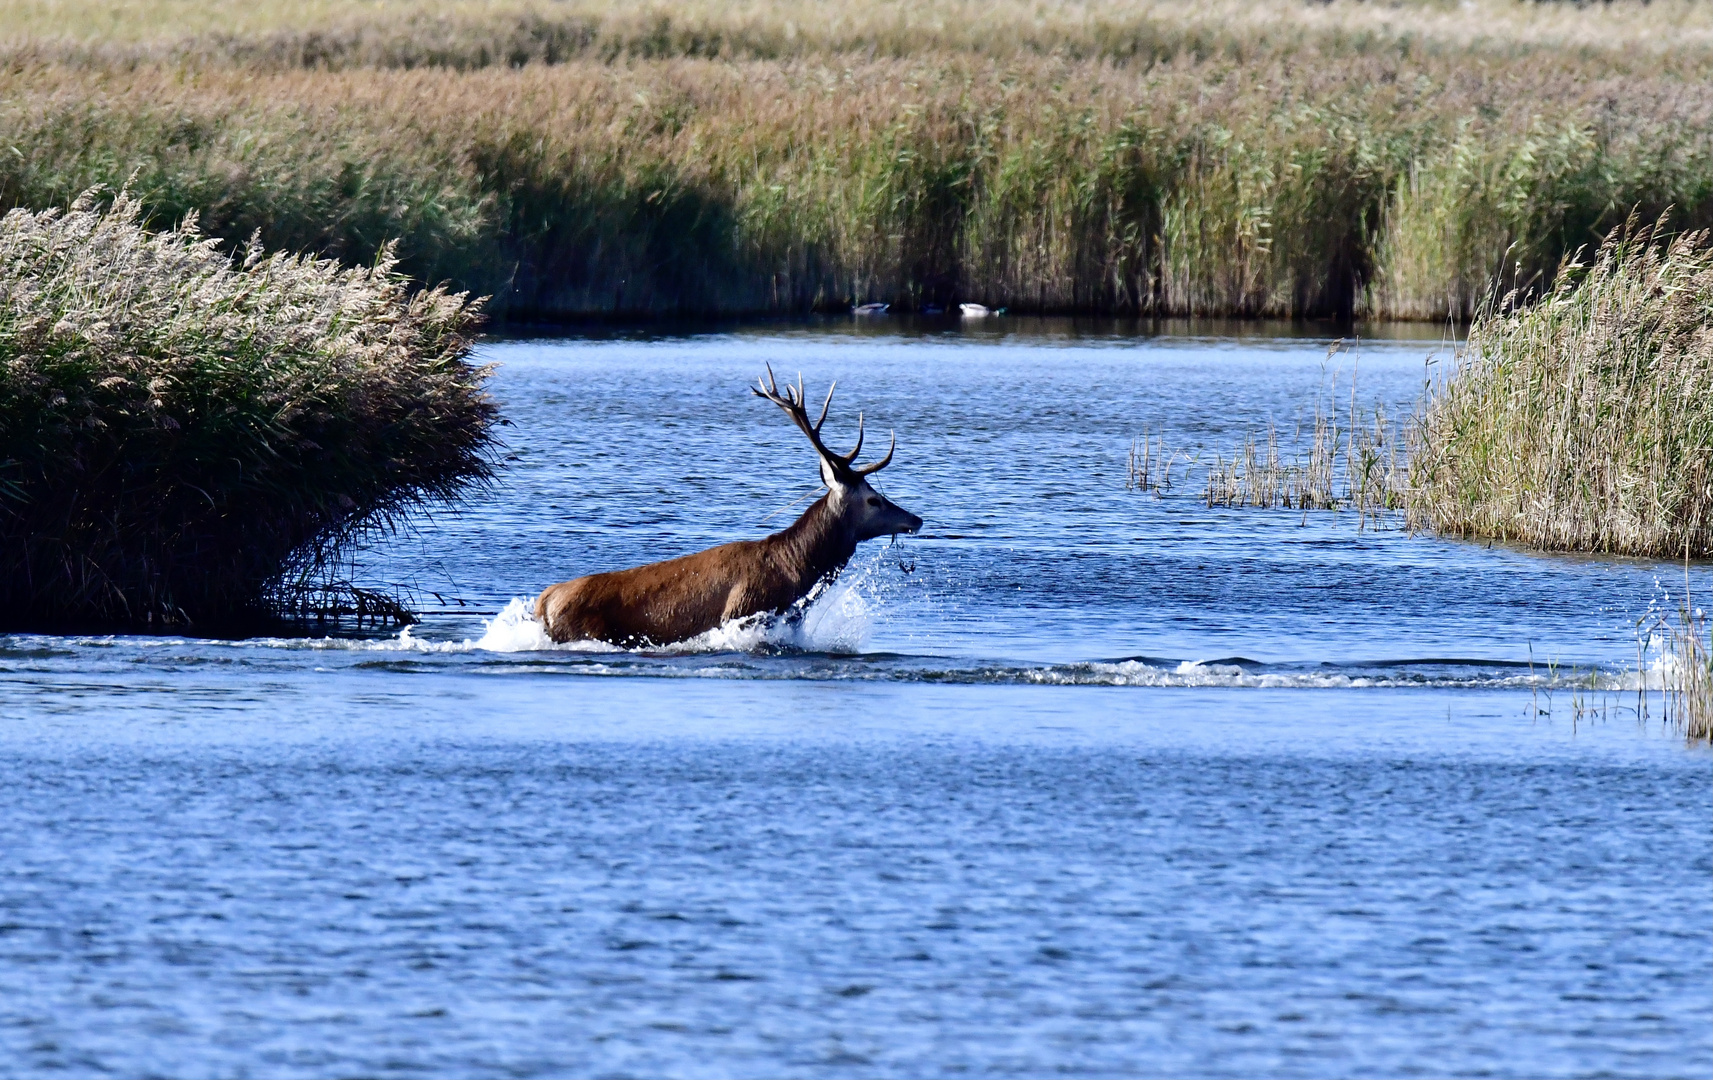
[1,2,1710,320]
[1185,221,1711,565]
[1200,407,1405,518]
[0,191,495,630]
[9,1,1713,70]
[1407,219,1713,558]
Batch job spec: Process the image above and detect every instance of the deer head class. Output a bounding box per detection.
[755,366,922,542]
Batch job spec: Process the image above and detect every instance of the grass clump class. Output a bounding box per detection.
[1407,218,1713,558]
[0,190,495,631]
[1657,592,1713,743]
[1139,341,1407,525]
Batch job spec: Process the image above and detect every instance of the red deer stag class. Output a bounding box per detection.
[535,368,922,646]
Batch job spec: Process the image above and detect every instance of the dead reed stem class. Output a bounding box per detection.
[1650,555,1713,742]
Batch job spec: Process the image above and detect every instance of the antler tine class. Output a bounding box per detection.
[844,411,865,465]
[752,368,896,478]
[756,362,785,404]
[815,381,835,436]
[756,364,801,415]
[854,430,896,475]
[753,366,843,461]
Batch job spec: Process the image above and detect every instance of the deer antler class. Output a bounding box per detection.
[753,364,895,479]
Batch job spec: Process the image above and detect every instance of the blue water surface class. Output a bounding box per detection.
[1,319,1707,1078]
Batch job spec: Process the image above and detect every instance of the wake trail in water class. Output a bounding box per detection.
[0,550,1676,691]
[0,623,1670,691]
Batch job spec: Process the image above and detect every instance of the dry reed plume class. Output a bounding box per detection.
[1,1,1709,321]
[1408,218,1713,558]
[0,191,496,630]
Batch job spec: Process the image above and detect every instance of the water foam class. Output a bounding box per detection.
[468,598,561,652]
[1002,658,1649,691]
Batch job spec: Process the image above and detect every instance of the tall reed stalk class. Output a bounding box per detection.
[1661,587,1713,742]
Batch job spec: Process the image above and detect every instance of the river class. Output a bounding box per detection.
[1,320,1707,1078]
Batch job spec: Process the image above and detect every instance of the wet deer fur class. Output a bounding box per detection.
[535,368,922,646]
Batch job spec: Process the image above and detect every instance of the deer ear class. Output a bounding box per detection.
[818,456,844,490]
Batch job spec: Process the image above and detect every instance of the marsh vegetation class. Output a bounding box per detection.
[0,192,494,630]
[2,0,1710,320]
[1186,220,1711,553]
[1408,218,1712,560]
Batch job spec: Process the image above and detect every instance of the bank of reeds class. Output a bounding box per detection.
[1,1,1710,321]
[1407,219,1713,558]
[1183,222,1713,554]
[1181,220,1711,561]
[0,191,495,630]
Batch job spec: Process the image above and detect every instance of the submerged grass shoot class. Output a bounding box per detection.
[1199,406,1405,524]
[1149,341,1408,524]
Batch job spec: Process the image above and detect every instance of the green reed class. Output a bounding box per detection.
[1408,217,1713,558]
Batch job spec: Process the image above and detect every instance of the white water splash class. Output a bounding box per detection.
[469,598,561,652]
[447,557,883,655]
[1005,658,1650,690]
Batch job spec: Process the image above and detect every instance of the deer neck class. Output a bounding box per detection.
[770,492,858,592]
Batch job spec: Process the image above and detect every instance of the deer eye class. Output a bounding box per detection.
[867,497,882,507]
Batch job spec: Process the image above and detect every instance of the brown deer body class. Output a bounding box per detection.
[535,369,921,646]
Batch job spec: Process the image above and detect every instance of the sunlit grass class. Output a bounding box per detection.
[7,0,1712,66]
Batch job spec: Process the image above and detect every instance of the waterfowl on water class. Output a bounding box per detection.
[852,302,890,315]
